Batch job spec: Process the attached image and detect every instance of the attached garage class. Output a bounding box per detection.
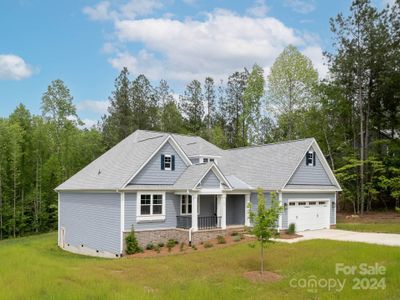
[287,199,330,231]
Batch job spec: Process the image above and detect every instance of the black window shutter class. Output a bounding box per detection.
[306,153,309,166]
[161,154,165,170]
[172,155,175,170]
[313,151,316,166]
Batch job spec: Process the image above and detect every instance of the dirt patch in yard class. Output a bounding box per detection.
[243,271,282,283]
[337,212,400,224]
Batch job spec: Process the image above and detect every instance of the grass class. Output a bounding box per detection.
[336,223,400,234]
[336,212,400,234]
[0,232,400,299]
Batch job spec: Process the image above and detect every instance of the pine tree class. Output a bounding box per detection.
[180,80,204,135]
[102,67,133,148]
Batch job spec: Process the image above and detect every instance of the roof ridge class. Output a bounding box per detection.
[223,137,315,152]
[136,129,198,139]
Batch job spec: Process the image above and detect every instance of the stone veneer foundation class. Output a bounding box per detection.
[123,227,247,254]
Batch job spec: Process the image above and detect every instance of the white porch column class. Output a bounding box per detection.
[191,193,198,231]
[245,193,251,227]
[220,193,226,229]
[278,192,283,231]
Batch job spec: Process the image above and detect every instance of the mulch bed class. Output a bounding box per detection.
[243,271,282,283]
[277,232,303,239]
[126,233,255,258]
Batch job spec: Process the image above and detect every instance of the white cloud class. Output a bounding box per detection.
[83,0,164,21]
[77,100,109,115]
[110,9,320,81]
[83,1,112,21]
[284,0,315,14]
[101,42,118,54]
[120,0,164,19]
[0,54,34,80]
[246,0,270,18]
[302,46,328,78]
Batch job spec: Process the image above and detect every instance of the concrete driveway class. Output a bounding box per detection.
[274,229,400,247]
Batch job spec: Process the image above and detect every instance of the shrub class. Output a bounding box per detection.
[203,241,213,248]
[167,239,177,252]
[395,207,400,214]
[157,242,164,248]
[154,245,161,253]
[232,235,241,242]
[230,231,239,236]
[287,223,296,235]
[216,235,226,244]
[191,245,197,250]
[180,242,185,252]
[146,243,154,250]
[239,233,245,240]
[125,226,143,254]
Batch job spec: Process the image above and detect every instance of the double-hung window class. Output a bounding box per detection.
[306,151,315,166]
[137,192,165,221]
[164,155,172,170]
[180,195,192,215]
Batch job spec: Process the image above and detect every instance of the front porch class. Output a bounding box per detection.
[176,194,251,230]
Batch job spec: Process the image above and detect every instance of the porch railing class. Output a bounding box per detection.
[176,215,222,230]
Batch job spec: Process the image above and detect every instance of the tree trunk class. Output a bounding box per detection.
[260,241,264,275]
[323,128,335,170]
[364,96,370,211]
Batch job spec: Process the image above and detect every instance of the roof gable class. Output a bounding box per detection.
[217,138,315,190]
[196,169,221,189]
[287,146,334,186]
[129,141,187,185]
[122,135,191,187]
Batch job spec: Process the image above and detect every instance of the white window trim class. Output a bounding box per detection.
[164,154,172,171]
[136,192,166,222]
[306,151,314,166]
[180,194,192,215]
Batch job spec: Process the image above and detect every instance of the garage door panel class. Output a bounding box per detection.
[288,200,330,231]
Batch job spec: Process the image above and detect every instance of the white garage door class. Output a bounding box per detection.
[287,200,330,231]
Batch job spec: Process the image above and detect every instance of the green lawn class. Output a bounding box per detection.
[336,223,400,234]
[0,233,399,299]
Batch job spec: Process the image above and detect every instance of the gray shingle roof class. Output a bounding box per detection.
[56,129,334,192]
[56,130,168,190]
[217,139,315,190]
[173,163,213,190]
[171,134,223,157]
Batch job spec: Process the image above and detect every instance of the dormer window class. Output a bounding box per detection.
[161,154,175,171]
[306,151,315,166]
[164,155,171,170]
[203,158,209,163]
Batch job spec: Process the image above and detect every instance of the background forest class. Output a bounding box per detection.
[0,0,399,240]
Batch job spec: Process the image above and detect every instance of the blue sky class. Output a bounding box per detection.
[0,0,389,127]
